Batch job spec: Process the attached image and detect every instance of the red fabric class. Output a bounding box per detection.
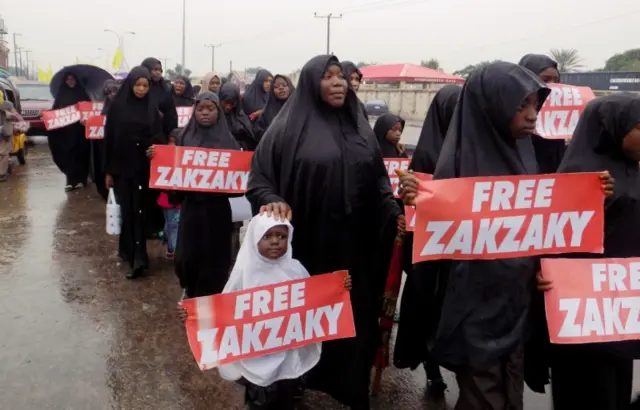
[157,192,181,209]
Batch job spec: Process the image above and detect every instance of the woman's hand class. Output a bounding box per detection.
[343,274,352,291]
[397,142,406,156]
[600,171,614,197]
[146,145,156,159]
[536,271,553,292]
[397,214,406,235]
[259,202,292,221]
[105,174,114,189]
[177,304,188,323]
[252,109,264,119]
[158,110,164,119]
[396,169,419,206]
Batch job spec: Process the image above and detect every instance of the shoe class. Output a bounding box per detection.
[165,251,174,260]
[125,266,144,279]
[73,182,84,189]
[0,174,7,182]
[64,184,74,192]
[426,378,447,399]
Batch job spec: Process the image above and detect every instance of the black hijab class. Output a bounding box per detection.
[177,92,240,150]
[171,75,194,107]
[411,85,461,173]
[218,82,257,150]
[52,72,90,109]
[430,61,551,369]
[100,79,120,115]
[241,68,272,115]
[518,54,566,174]
[107,66,158,131]
[141,57,178,134]
[254,74,295,140]
[373,113,406,158]
[340,60,368,121]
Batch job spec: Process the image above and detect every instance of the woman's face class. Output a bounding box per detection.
[509,92,539,138]
[320,64,347,107]
[195,99,218,126]
[539,67,560,84]
[221,100,235,114]
[385,122,403,145]
[150,63,163,82]
[273,77,290,100]
[349,72,361,92]
[65,75,77,88]
[174,79,186,95]
[208,76,221,93]
[622,123,640,161]
[263,76,273,92]
[132,78,150,98]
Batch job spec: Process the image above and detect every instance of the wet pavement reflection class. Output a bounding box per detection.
[0,144,600,410]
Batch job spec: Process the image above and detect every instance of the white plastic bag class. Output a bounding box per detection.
[106,188,121,236]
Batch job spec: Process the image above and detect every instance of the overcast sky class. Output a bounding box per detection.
[2,0,640,76]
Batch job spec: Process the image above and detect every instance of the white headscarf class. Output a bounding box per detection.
[218,214,322,387]
[200,72,222,95]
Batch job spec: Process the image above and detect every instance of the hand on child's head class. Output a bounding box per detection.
[258,225,289,260]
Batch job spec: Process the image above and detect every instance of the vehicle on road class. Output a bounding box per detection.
[14,80,52,136]
[364,99,389,118]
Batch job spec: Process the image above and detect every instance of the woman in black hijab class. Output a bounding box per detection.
[90,79,119,201]
[48,72,91,191]
[103,66,165,279]
[340,61,368,121]
[518,54,566,174]
[254,74,294,141]
[425,61,550,409]
[247,55,402,410]
[547,94,640,410]
[242,68,273,120]
[170,92,242,298]
[141,57,178,135]
[219,82,257,150]
[373,113,406,158]
[171,75,194,107]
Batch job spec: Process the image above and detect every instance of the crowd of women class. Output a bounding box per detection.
[44,51,640,410]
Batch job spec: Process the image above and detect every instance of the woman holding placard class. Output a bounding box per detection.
[545,94,640,410]
[247,54,403,410]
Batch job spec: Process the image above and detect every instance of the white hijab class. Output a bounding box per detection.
[200,72,221,95]
[217,214,321,387]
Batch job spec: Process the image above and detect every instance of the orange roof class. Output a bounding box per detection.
[360,63,464,84]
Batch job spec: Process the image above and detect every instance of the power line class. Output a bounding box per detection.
[314,13,342,54]
[340,0,432,15]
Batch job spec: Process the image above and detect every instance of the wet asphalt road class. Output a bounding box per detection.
[1,141,630,410]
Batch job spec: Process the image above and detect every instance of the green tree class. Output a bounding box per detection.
[453,60,496,78]
[165,64,192,80]
[549,48,583,72]
[356,61,378,68]
[420,58,440,70]
[602,49,640,71]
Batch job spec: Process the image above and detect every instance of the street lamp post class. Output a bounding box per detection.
[12,32,20,76]
[23,49,31,78]
[97,48,109,70]
[104,29,135,70]
[181,0,186,71]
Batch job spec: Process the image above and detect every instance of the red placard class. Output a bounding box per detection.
[177,106,193,128]
[384,158,411,198]
[85,115,105,139]
[149,145,253,193]
[536,83,595,140]
[42,105,82,130]
[542,258,640,344]
[182,271,355,370]
[76,101,104,121]
[412,173,604,262]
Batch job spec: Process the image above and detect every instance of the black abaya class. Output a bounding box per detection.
[551,94,640,410]
[141,57,179,136]
[91,79,119,201]
[103,66,165,275]
[253,75,294,142]
[173,92,243,297]
[247,55,401,408]
[242,69,272,116]
[48,73,91,186]
[218,82,258,150]
[340,61,369,121]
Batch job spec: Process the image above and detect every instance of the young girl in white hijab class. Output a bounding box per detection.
[218,213,351,409]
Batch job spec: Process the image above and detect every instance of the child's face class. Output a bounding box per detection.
[258,225,289,260]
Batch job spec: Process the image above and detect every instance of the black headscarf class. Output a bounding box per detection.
[52,72,90,109]
[100,79,120,115]
[340,60,368,121]
[171,75,194,107]
[218,82,257,150]
[518,54,566,174]
[373,113,406,158]
[177,92,240,150]
[430,61,551,369]
[411,85,461,173]
[241,68,272,115]
[254,74,295,141]
[141,57,178,135]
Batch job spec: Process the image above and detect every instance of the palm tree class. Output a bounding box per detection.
[549,48,583,72]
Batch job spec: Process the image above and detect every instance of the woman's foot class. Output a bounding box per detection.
[165,251,174,260]
[125,266,144,279]
[426,378,447,399]
[64,184,74,192]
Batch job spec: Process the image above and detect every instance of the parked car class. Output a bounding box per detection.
[364,99,389,118]
[14,80,53,136]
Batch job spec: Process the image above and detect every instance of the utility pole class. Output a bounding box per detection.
[229,60,232,74]
[181,0,186,71]
[23,50,31,78]
[314,13,342,55]
[205,44,221,72]
[17,47,22,76]
[12,32,20,75]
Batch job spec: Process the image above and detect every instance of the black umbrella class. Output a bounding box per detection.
[49,65,114,101]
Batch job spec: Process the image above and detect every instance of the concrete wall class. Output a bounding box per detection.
[357,86,440,121]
